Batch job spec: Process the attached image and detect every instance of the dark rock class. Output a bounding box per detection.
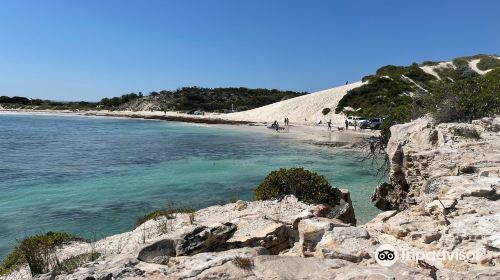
[137,239,176,263]
[237,224,293,255]
[371,182,403,211]
[97,273,113,280]
[176,223,237,256]
[332,189,356,226]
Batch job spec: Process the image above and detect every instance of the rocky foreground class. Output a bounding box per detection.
[3,117,500,280]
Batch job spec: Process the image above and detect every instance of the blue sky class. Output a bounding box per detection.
[0,0,499,101]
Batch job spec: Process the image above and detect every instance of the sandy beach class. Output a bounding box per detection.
[0,108,379,149]
[1,81,379,147]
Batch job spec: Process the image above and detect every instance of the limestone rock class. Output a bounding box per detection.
[297,217,346,256]
[332,189,357,225]
[176,222,237,256]
[137,239,176,263]
[233,200,248,211]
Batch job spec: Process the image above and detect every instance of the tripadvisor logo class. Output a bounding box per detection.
[375,244,398,267]
[375,243,486,267]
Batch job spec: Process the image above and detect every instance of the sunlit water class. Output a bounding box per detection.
[0,114,380,259]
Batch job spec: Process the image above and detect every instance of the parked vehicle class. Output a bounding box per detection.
[368,118,384,130]
[347,116,366,126]
[358,119,371,129]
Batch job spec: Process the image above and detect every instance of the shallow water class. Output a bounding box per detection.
[0,114,380,259]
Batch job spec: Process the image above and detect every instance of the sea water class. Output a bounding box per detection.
[0,114,381,260]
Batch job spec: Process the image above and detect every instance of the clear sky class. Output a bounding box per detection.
[1,0,499,101]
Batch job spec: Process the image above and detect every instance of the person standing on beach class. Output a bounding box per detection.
[327,119,332,131]
[275,121,280,132]
[345,119,348,130]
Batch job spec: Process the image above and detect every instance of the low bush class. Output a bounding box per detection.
[255,168,341,206]
[420,61,440,66]
[321,108,331,115]
[0,232,80,276]
[451,127,481,140]
[426,76,500,123]
[52,252,101,275]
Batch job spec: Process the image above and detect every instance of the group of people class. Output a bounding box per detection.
[270,120,280,130]
[325,118,356,131]
[269,117,290,132]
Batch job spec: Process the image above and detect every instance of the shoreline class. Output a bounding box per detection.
[2,113,499,279]
[0,109,380,149]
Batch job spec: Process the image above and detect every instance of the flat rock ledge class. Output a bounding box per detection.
[2,117,500,280]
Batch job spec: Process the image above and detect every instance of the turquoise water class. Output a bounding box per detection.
[0,114,380,260]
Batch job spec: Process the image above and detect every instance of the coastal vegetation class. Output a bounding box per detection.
[0,87,306,113]
[0,96,97,111]
[0,232,80,276]
[114,87,306,112]
[255,168,341,206]
[336,54,500,143]
[477,56,500,71]
[426,75,500,124]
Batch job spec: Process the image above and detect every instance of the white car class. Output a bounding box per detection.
[347,116,366,126]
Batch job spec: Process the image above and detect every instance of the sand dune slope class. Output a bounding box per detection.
[224,81,363,125]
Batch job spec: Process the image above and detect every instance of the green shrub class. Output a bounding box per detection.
[452,57,469,68]
[52,252,101,275]
[321,108,331,115]
[427,76,500,123]
[485,68,500,80]
[361,75,375,82]
[420,61,440,66]
[0,232,79,276]
[451,127,481,140]
[255,168,341,206]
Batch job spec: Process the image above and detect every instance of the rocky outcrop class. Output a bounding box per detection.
[372,117,500,210]
[366,116,500,277]
[137,223,237,263]
[334,188,357,225]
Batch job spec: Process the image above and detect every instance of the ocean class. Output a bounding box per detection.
[0,113,380,260]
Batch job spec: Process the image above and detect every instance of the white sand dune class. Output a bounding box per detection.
[224,81,364,126]
[468,58,496,75]
[420,57,500,79]
[419,61,456,80]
